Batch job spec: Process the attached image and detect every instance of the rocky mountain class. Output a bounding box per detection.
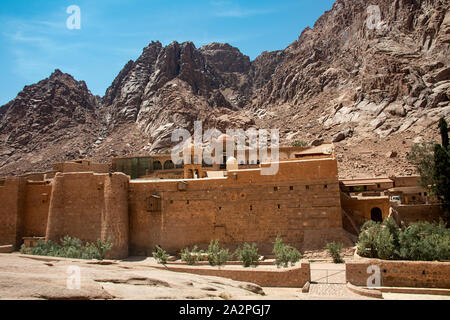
[0,0,449,177]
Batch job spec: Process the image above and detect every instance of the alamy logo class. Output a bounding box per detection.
[366,265,381,288]
[66,5,81,30]
[66,266,81,290]
[366,5,382,30]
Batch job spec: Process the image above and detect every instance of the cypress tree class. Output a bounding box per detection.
[439,118,449,151]
[434,118,450,219]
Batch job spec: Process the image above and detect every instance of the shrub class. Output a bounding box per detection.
[206,240,232,266]
[325,242,344,263]
[181,246,203,265]
[235,243,260,267]
[292,140,308,147]
[273,236,302,268]
[356,220,380,258]
[357,218,450,261]
[20,236,112,260]
[398,220,450,261]
[152,245,170,264]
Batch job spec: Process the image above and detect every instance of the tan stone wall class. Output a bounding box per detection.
[0,178,25,248]
[23,183,52,237]
[392,176,421,188]
[393,204,444,225]
[155,262,311,288]
[45,172,129,259]
[346,259,450,289]
[129,158,350,256]
[340,193,390,227]
[53,161,110,173]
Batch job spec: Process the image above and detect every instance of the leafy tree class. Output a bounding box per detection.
[407,142,436,191]
[407,117,450,220]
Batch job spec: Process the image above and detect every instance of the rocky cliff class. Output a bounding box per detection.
[0,0,448,177]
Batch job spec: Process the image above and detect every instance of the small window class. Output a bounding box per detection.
[306,185,310,190]
[218,207,222,211]
[377,184,381,188]
[324,184,328,189]
[277,204,281,209]
[419,192,422,196]
[424,192,428,196]
[274,187,278,191]
[250,205,253,211]
[170,200,173,204]
[186,200,190,205]
[290,186,294,191]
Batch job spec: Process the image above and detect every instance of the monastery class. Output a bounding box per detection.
[0,135,442,259]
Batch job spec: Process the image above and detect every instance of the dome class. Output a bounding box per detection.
[226,156,237,164]
[216,134,233,143]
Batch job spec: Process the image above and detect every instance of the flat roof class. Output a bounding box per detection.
[340,178,393,186]
[388,186,426,193]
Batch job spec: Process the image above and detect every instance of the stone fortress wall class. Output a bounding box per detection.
[0,143,444,259]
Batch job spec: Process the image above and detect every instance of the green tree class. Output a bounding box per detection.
[433,144,450,218]
[407,142,436,191]
[439,118,449,150]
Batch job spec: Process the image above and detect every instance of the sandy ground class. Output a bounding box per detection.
[0,253,448,300]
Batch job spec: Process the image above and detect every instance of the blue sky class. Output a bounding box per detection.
[0,0,335,106]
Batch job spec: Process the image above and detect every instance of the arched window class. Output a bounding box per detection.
[164,160,174,170]
[153,161,162,171]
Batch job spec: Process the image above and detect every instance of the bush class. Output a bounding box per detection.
[152,245,169,264]
[273,236,302,268]
[292,140,308,147]
[206,240,232,266]
[398,221,450,261]
[325,242,344,263]
[20,236,112,260]
[235,243,260,267]
[181,246,203,265]
[357,218,450,261]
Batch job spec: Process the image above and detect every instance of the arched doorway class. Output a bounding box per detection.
[370,207,383,222]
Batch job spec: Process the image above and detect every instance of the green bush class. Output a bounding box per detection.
[234,243,260,267]
[206,240,232,266]
[152,246,170,264]
[357,218,450,261]
[325,242,344,263]
[20,236,112,260]
[356,220,381,258]
[273,236,302,268]
[181,246,203,265]
[398,221,450,261]
[292,140,308,147]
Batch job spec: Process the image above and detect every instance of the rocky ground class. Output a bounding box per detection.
[1,253,449,300]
